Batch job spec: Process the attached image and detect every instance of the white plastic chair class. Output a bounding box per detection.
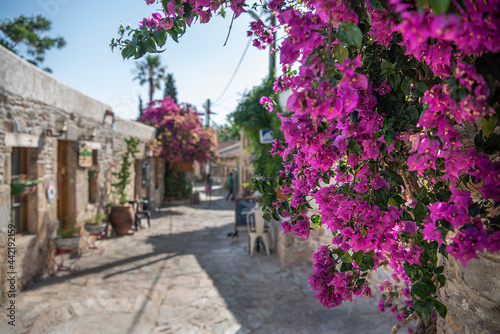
[246,209,271,256]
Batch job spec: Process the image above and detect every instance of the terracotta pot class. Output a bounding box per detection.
[109,205,134,235]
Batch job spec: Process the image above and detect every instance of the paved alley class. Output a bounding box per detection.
[1,185,398,334]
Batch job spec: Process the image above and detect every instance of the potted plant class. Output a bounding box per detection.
[11,174,39,196]
[88,165,100,178]
[84,213,107,234]
[109,137,140,235]
[53,220,80,250]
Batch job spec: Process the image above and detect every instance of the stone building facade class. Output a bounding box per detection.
[0,47,165,303]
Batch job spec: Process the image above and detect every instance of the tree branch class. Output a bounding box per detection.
[391,312,417,334]
[223,13,236,47]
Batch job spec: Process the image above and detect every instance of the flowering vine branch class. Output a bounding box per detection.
[114,0,500,329]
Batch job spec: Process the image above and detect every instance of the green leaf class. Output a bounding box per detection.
[480,116,497,138]
[414,300,434,321]
[401,78,413,96]
[135,42,147,59]
[153,30,167,47]
[358,253,374,271]
[369,0,385,10]
[433,300,448,319]
[424,277,437,294]
[406,106,420,123]
[340,262,353,272]
[437,274,446,287]
[384,129,396,147]
[392,195,405,205]
[121,45,135,59]
[337,21,363,49]
[381,61,393,72]
[412,201,429,221]
[404,264,415,279]
[333,43,349,64]
[426,241,439,265]
[381,170,405,186]
[145,38,158,52]
[353,250,364,266]
[341,252,353,263]
[374,187,390,206]
[388,197,398,206]
[430,0,451,14]
[390,75,401,90]
[435,266,444,274]
[413,81,428,97]
[468,202,481,217]
[356,278,366,286]
[439,243,449,259]
[272,210,280,221]
[411,281,431,299]
[168,29,179,43]
[484,133,500,155]
[311,214,322,227]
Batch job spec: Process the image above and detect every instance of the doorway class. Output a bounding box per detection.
[57,140,76,227]
[11,148,28,233]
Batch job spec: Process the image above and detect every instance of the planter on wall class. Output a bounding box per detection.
[88,170,99,178]
[11,182,37,196]
[109,205,134,235]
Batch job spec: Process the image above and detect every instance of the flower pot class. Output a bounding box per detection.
[84,224,106,234]
[53,236,80,250]
[11,182,36,196]
[88,170,99,178]
[109,205,134,235]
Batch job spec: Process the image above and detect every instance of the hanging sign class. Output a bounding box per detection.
[79,143,93,167]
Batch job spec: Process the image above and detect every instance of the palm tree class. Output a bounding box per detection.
[133,55,166,103]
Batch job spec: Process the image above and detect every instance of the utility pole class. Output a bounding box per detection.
[203,99,211,128]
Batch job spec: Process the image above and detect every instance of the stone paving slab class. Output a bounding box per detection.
[1,185,399,333]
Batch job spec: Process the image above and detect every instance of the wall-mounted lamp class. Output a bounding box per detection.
[102,109,116,130]
[82,127,97,140]
[46,119,68,137]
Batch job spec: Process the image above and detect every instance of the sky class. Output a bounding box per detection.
[0,0,271,126]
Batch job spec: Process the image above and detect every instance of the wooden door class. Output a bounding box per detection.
[57,141,70,226]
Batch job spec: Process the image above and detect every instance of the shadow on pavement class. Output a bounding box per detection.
[19,193,398,334]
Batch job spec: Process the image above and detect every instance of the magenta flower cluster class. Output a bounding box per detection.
[139,97,218,163]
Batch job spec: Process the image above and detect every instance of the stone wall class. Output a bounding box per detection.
[0,47,159,304]
[275,222,332,267]
[438,252,500,334]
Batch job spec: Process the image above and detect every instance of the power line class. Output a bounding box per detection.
[214,37,252,104]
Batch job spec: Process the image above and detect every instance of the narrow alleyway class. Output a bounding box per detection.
[1,185,398,334]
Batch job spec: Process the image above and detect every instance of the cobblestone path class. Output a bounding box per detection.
[1,185,398,333]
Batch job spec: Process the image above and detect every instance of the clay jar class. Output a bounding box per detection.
[109,205,134,235]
